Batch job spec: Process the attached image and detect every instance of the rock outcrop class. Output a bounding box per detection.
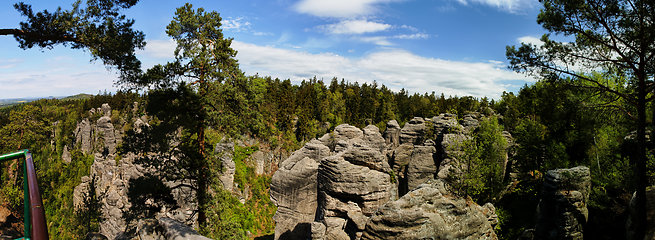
[72,104,197,239]
[315,125,394,239]
[535,166,591,240]
[271,140,330,240]
[136,217,212,240]
[272,114,511,240]
[400,117,425,145]
[215,139,236,192]
[362,179,498,240]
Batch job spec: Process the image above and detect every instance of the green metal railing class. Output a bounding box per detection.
[0,150,49,240]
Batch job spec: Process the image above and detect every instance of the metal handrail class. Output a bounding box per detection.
[0,150,49,240]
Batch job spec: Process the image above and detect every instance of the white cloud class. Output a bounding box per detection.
[319,19,391,34]
[139,39,176,59]
[0,62,117,99]
[222,17,252,31]
[232,41,530,98]
[294,0,402,18]
[458,0,536,12]
[518,35,544,47]
[393,33,429,39]
[358,36,394,46]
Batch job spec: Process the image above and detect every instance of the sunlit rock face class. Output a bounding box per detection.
[271,113,510,240]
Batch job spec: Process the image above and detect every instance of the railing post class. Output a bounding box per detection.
[23,155,30,239]
[24,152,48,239]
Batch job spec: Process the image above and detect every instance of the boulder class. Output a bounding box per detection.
[400,117,425,145]
[535,166,591,240]
[361,179,498,240]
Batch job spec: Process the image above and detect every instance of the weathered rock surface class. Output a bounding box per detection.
[315,124,394,239]
[215,139,236,192]
[75,119,93,154]
[271,140,330,240]
[437,133,470,180]
[73,104,197,239]
[272,114,511,240]
[62,145,72,164]
[136,217,212,240]
[400,117,425,145]
[384,120,401,148]
[535,166,591,240]
[361,179,498,240]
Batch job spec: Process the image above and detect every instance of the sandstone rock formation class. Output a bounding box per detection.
[361,179,498,240]
[136,217,212,240]
[271,140,330,240]
[400,117,425,145]
[215,138,236,192]
[72,104,197,239]
[535,166,591,240]
[271,114,511,240]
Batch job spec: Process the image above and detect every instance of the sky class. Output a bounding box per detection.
[0,0,548,99]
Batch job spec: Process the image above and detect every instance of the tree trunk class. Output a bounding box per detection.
[634,73,647,240]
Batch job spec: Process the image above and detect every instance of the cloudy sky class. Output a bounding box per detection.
[0,0,546,99]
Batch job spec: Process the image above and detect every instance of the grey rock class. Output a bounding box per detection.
[85,233,109,240]
[101,103,112,117]
[159,218,211,240]
[363,125,386,152]
[361,179,498,240]
[384,120,401,148]
[96,116,117,155]
[437,133,469,180]
[406,145,437,192]
[75,119,93,154]
[62,145,72,164]
[535,166,591,240]
[271,140,329,240]
[400,117,425,145]
[461,113,481,131]
[215,139,235,191]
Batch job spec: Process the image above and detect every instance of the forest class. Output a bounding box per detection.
[0,0,654,239]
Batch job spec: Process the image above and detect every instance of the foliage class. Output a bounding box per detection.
[5,0,145,81]
[448,117,507,203]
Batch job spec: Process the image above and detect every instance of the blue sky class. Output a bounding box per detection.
[0,0,547,99]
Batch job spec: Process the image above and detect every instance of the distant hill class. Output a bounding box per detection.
[60,93,94,101]
[0,93,93,108]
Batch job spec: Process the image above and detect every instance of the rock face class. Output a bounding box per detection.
[272,114,511,240]
[215,139,236,192]
[72,104,197,239]
[271,139,330,240]
[62,145,72,164]
[136,218,212,240]
[400,117,425,145]
[535,166,591,240]
[361,179,498,240]
[383,120,401,148]
[315,125,394,239]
